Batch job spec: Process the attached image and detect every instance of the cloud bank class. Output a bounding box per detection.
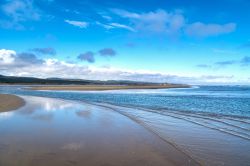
[1,49,248,84]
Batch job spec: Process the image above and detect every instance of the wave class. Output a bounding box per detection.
[83,101,250,165]
[90,102,250,141]
[81,101,250,165]
[82,101,203,165]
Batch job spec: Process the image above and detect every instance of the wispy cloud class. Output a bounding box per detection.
[111,8,140,19]
[111,8,236,37]
[212,48,237,54]
[65,20,88,28]
[200,75,234,81]
[214,60,236,66]
[196,64,212,68]
[109,23,135,32]
[197,56,250,69]
[95,21,114,30]
[0,0,41,29]
[185,23,236,37]
[95,21,134,31]
[111,9,185,35]
[215,57,250,66]
[102,15,112,21]
[31,47,56,55]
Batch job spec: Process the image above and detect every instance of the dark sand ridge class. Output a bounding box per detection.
[0,94,25,112]
[29,84,189,91]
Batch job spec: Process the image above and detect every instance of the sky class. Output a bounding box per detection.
[0,0,250,84]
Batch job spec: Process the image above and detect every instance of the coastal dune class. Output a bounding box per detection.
[0,94,25,112]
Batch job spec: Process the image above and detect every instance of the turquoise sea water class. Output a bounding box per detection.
[1,85,250,118]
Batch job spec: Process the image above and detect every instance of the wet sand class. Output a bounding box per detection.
[0,96,198,166]
[96,103,250,166]
[0,94,25,112]
[29,84,189,91]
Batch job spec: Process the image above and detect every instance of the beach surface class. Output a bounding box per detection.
[29,84,189,91]
[0,94,25,112]
[0,95,198,166]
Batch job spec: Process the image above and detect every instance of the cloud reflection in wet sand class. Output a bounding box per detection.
[0,112,13,119]
[13,96,84,123]
[32,113,54,122]
[76,110,91,119]
[62,142,85,151]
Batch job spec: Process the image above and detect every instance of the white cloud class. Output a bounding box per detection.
[65,20,88,28]
[0,49,16,64]
[185,22,236,37]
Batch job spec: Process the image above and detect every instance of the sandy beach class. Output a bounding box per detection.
[0,94,25,112]
[0,95,199,166]
[29,84,189,91]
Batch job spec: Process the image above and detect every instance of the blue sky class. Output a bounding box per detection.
[0,0,250,84]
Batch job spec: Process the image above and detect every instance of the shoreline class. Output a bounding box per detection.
[28,84,190,91]
[0,95,199,166]
[0,94,25,112]
[1,94,249,165]
[92,101,250,165]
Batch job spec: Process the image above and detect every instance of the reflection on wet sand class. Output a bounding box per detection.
[62,142,84,151]
[32,113,54,122]
[0,96,199,166]
[76,110,91,119]
[94,103,250,166]
[0,112,13,119]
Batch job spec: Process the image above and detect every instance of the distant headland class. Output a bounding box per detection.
[0,74,189,91]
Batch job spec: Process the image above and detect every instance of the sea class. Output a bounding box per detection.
[1,85,250,117]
